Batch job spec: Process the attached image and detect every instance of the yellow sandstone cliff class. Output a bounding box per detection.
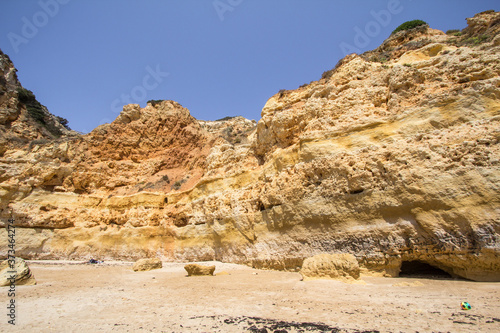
[1,11,499,281]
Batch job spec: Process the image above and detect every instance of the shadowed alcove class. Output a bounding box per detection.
[399,260,453,279]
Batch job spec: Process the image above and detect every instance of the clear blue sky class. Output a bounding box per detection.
[1,0,498,133]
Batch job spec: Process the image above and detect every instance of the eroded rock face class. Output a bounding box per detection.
[300,254,360,282]
[0,49,76,152]
[0,258,36,286]
[184,264,216,276]
[132,258,162,272]
[0,12,499,281]
[199,116,257,146]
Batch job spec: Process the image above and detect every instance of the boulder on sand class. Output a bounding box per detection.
[0,257,36,286]
[184,263,215,276]
[300,253,361,282]
[132,258,162,272]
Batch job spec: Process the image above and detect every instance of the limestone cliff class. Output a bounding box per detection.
[1,11,499,281]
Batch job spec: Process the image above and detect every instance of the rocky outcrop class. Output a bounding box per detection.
[0,49,75,154]
[0,258,36,286]
[66,100,216,195]
[132,258,162,272]
[0,12,499,281]
[184,264,216,276]
[199,116,257,146]
[300,254,361,282]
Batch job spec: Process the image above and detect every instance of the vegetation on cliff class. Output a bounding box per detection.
[17,87,71,137]
[391,19,428,35]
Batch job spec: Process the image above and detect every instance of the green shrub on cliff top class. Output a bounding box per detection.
[17,87,46,124]
[391,20,427,35]
[56,116,70,130]
[17,87,36,103]
[147,99,164,107]
[17,87,64,136]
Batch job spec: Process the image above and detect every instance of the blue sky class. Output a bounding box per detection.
[1,0,498,133]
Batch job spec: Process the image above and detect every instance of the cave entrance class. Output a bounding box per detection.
[399,260,453,279]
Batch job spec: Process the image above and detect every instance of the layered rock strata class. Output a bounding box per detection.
[1,11,499,281]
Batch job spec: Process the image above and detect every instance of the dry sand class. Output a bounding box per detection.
[0,261,499,332]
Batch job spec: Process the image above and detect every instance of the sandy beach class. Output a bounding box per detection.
[0,261,498,332]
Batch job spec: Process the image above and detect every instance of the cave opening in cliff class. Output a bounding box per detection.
[399,260,453,279]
